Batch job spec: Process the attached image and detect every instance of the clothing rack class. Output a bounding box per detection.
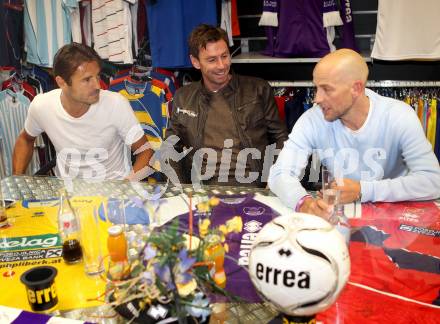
[270,79,440,161]
[269,81,440,88]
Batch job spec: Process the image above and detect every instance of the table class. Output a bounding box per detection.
[1,176,439,323]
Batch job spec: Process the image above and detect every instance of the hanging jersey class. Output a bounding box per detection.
[109,79,168,142]
[426,99,437,149]
[163,193,293,302]
[70,1,81,43]
[112,71,175,100]
[220,0,241,45]
[221,0,234,46]
[231,0,240,36]
[24,0,77,67]
[79,0,92,46]
[115,69,173,86]
[371,0,440,60]
[146,0,217,68]
[0,0,23,69]
[137,0,147,46]
[91,0,135,64]
[154,68,180,90]
[1,79,36,102]
[337,0,358,51]
[435,102,440,160]
[262,0,342,58]
[149,71,176,97]
[0,90,32,176]
[417,98,424,127]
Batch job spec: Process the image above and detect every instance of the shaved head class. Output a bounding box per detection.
[314,49,369,84]
[313,49,371,129]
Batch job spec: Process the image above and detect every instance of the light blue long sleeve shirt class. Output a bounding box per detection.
[269,89,440,209]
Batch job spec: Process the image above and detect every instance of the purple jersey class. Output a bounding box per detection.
[171,194,284,302]
[263,0,333,58]
[338,0,359,51]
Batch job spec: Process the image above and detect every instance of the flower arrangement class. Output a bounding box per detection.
[105,194,243,323]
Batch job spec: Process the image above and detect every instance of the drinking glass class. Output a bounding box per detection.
[78,207,105,275]
[322,166,340,224]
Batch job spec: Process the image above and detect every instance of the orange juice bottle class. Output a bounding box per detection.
[107,225,128,262]
[205,235,226,288]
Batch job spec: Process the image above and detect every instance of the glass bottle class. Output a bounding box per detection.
[204,234,226,288]
[0,186,7,228]
[333,204,351,245]
[58,189,83,264]
[107,225,129,280]
[107,225,128,263]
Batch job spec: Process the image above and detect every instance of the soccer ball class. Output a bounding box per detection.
[248,213,350,316]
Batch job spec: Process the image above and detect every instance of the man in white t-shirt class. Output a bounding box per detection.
[13,43,152,180]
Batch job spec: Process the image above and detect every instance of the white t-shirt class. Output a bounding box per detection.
[25,89,144,180]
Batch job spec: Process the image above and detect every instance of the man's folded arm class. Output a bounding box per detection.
[13,130,36,175]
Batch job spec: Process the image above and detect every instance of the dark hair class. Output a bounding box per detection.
[53,43,102,85]
[188,24,229,59]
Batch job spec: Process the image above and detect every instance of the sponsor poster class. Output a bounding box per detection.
[0,197,110,311]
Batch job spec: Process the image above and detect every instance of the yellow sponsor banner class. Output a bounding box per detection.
[0,197,111,311]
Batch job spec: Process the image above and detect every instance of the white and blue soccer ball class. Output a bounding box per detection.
[248,213,350,316]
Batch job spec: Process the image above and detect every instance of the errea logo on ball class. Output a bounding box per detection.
[255,263,311,288]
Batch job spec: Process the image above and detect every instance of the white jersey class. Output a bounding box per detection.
[24,89,144,180]
[91,0,136,64]
[371,0,440,60]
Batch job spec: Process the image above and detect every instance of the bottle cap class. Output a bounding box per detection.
[108,225,123,236]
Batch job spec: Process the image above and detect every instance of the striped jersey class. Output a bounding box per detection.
[0,90,31,176]
[91,0,136,64]
[109,78,168,141]
[24,0,78,67]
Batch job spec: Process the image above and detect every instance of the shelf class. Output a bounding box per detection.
[232,52,320,63]
[237,11,377,19]
[367,80,440,87]
[268,80,440,88]
[231,52,372,63]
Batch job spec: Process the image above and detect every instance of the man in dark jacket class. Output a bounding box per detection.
[166,24,287,187]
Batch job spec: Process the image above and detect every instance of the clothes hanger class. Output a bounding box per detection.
[130,39,153,82]
[4,88,17,103]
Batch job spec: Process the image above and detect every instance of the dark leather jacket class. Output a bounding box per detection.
[166,73,288,186]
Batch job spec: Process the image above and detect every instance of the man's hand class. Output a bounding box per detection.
[333,178,361,203]
[299,197,333,220]
[128,135,154,181]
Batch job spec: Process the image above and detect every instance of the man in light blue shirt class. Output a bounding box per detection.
[269,49,440,218]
